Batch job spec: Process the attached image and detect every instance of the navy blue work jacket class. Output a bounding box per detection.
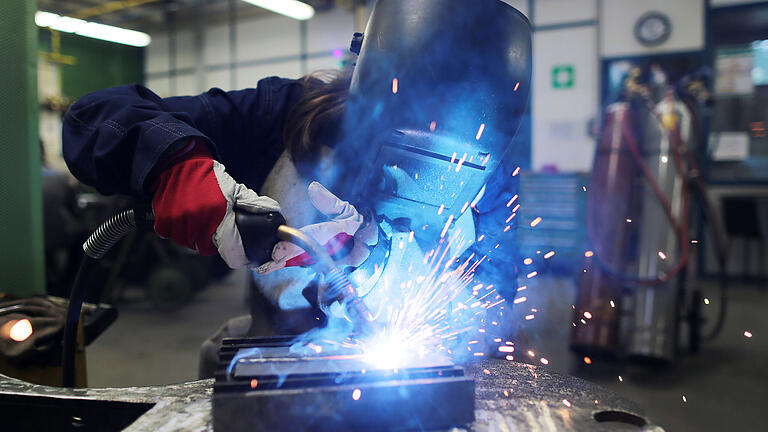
[63,77,304,199]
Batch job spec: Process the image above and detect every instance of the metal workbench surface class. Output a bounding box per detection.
[0,359,664,431]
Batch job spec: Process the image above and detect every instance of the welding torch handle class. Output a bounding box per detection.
[234,210,287,265]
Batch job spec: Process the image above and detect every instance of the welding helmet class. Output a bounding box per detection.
[333,0,532,240]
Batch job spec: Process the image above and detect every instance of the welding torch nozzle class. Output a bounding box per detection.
[275,226,378,335]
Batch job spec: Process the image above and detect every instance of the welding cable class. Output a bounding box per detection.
[680,97,730,341]
[62,210,136,387]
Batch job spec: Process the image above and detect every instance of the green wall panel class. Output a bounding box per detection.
[0,2,45,296]
[39,30,144,100]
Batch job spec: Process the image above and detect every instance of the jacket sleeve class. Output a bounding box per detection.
[62,77,304,198]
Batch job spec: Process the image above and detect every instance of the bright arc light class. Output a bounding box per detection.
[363,338,410,369]
[35,11,151,47]
[241,0,315,20]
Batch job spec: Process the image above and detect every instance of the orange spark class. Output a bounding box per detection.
[9,319,32,342]
[392,78,398,94]
[352,388,362,400]
[583,311,592,319]
[429,121,436,131]
[250,379,259,389]
[530,217,542,227]
[583,356,592,365]
[658,251,667,260]
[526,271,537,278]
[544,251,555,259]
[562,399,572,407]
[744,331,753,338]
[584,250,594,257]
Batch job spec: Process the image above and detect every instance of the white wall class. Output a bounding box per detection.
[530,0,598,172]
[534,0,596,25]
[532,26,598,172]
[144,7,354,97]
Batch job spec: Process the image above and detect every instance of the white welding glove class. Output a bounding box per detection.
[254,181,375,274]
[152,141,281,269]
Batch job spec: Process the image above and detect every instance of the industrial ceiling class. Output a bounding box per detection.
[36,0,349,32]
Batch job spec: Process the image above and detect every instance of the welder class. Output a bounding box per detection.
[62,0,531,378]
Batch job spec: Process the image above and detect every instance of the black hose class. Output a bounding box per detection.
[61,256,96,388]
[62,210,137,387]
[83,210,137,259]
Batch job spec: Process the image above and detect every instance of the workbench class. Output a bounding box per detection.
[0,359,664,431]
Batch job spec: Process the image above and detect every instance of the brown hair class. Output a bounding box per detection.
[283,70,352,163]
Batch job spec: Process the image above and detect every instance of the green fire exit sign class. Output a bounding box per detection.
[552,64,575,89]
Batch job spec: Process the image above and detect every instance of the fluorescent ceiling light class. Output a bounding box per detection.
[241,0,315,21]
[35,11,151,47]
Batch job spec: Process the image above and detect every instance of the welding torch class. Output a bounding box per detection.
[61,206,377,387]
[234,210,378,335]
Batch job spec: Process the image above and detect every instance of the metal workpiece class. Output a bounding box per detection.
[466,361,663,432]
[214,336,475,431]
[213,337,663,431]
[0,357,661,431]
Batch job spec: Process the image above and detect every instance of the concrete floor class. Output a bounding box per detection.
[87,270,766,431]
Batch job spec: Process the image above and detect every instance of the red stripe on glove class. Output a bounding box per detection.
[285,232,354,267]
[151,142,225,256]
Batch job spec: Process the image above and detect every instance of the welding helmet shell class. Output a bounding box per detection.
[334,0,531,235]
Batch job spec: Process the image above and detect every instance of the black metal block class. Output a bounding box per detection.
[213,337,475,431]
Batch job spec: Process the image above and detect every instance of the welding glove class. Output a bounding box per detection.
[255,181,376,275]
[151,139,281,269]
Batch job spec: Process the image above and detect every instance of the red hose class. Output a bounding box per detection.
[586,100,690,286]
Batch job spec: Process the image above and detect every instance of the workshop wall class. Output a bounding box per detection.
[140,0,762,174]
[37,30,143,170]
[530,0,710,173]
[38,30,144,101]
[144,7,354,97]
